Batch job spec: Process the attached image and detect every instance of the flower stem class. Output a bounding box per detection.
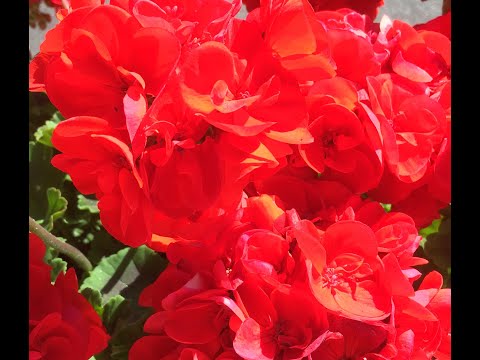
[29,216,92,272]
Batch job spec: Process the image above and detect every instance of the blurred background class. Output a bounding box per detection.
[29,0,443,56]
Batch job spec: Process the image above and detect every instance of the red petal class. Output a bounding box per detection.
[128,27,180,95]
[164,302,222,344]
[129,336,178,360]
[381,253,414,297]
[233,318,276,360]
[236,281,277,327]
[391,51,433,83]
[124,86,147,142]
[266,0,317,57]
[323,221,377,262]
[294,220,327,274]
[333,280,391,321]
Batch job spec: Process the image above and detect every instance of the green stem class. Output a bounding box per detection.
[29,216,92,272]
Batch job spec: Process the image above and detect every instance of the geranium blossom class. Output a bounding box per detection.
[29,0,451,357]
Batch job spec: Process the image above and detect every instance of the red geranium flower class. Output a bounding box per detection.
[29,233,109,360]
[179,39,312,144]
[30,5,180,129]
[311,315,393,360]
[294,219,392,321]
[392,271,451,359]
[366,73,447,184]
[51,116,153,247]
[233,281,330,359]
[127,0,242,45]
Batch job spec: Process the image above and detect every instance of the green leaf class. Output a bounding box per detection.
[80,246,166,302]
[77,195,99,214]
[29,141,66,220]
[102,295,128,333]
[81,246,165,360]
[86,230,125,266]
[109,309,152,360]
[49,258,67,283]
[419,218,442,240]
[43,236,68,282]
[81,287,104,317]
[33,111,63,147]
[41,187,68,231]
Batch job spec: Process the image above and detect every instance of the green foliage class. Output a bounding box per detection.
[43,236,68,282]
[80,246,167,302]
[419,218,441,247]
[42,187,68,231]
[34,111,63,147]
[81,287,104,317]
[49,258,68,282]
[80,246,167,360]
[416,205,451,288]
[29,141,66,220]
[77,195,100,214]
[102,295,128,332]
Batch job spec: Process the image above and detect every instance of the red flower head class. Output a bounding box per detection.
[127,0,242,45]
[374,16,451,85]
[29,4,180,129]
[148,137,240,218]
[247,0,336,85]
[294,219,392,321]
[137,266,245,356]
[51,116,153,247]
[233,281,330,359]
[393,271,451,359]
[366,73,447,185]
[311,315,393,360]
[179,39,312,142]
[315,9,381,87]
[29,233,109,360]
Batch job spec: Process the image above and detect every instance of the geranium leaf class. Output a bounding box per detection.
[102,295,128,333]
[29,141,66,220]
[80,246,167,302]
[33,111,64,147]
[43,236,68,283]
[77,194,100,214]
[41,187,68,231]
[49,257,68,283]
[81,287,104,317]
[80,246,165,360]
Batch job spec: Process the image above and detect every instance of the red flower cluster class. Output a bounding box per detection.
[29,0,451,358]
[130,194,451,359]
[30,0,451,247]
[29,233,109,359]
